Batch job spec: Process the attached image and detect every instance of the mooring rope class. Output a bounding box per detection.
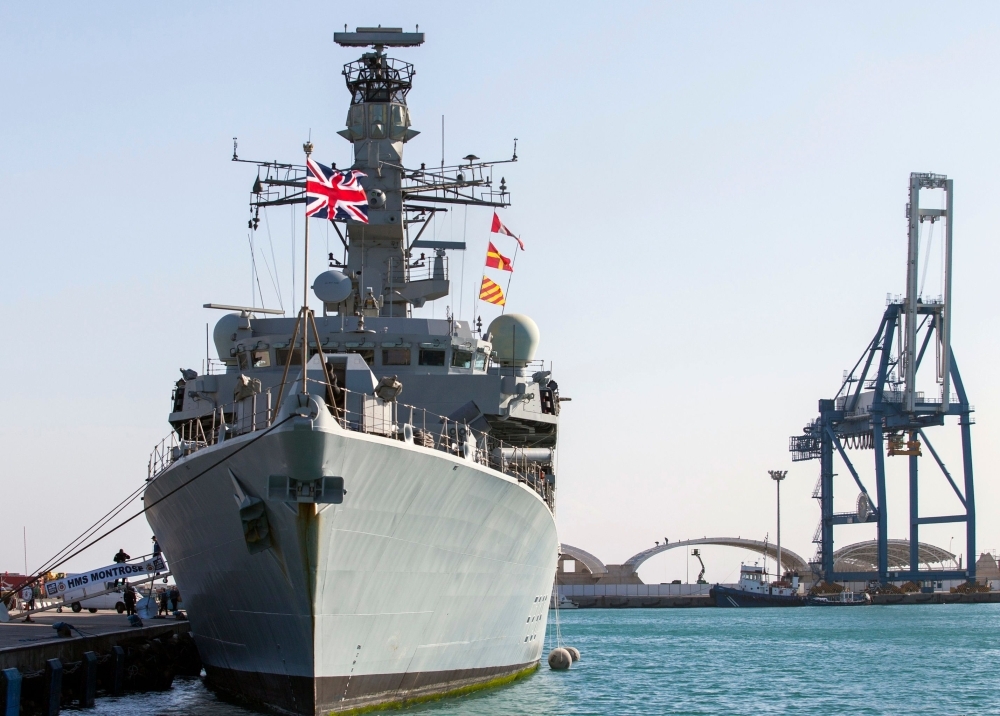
[2,414,293,602]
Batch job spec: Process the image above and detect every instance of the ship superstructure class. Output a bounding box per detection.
[143,27,562,715]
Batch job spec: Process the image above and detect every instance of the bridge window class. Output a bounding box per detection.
[346,105,365,140]
[369,104,387,139]
[389,104,409,141]
[451,350,472,369]
[253,350,271,368]
[419,349,445,366]
[382,348,411,366]
[474,351,487,371]
[276,348,319,366]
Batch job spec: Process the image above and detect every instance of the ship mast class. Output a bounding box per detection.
[300,140,314,396]
[241,27,516,324]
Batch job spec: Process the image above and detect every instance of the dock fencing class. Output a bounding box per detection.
[558,583,726,598]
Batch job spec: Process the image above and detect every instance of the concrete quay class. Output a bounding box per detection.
[559,590,1000,608]
[869,591,1000,605]
[565,594,714,608]
[0,611,199,714]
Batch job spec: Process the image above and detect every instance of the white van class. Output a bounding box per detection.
[69,582,127,614]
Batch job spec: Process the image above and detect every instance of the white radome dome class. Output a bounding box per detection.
[487,314,540,367]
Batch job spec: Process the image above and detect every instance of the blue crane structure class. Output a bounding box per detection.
[789,173,976,585]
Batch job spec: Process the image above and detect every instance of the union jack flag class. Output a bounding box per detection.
[305,158,369,224]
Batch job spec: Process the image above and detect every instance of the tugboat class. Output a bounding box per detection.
[709,564,806,607]
[143,27,562,715]
[807,590,870,606]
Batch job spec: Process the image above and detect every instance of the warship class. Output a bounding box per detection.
[143,27,562,715]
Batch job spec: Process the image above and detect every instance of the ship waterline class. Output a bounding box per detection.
[144,400,558,714]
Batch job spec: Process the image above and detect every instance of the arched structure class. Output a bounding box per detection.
[623,538,809,575]
[558,544,608,575]
[832,540,956,573]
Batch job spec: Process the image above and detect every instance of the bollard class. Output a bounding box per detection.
[0,668,21,716]
[80,652,97,707]
[111,645,125,695]
[43,658,62,716]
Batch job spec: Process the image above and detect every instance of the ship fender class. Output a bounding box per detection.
[548,648,571,670]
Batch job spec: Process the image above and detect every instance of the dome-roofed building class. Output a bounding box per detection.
[831,540,957,573]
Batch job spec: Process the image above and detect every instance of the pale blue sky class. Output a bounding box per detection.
[2,2,999,581]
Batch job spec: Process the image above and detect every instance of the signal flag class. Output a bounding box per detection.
[485,242,514,272]
[491,212,525,251]
[479,277,506,306]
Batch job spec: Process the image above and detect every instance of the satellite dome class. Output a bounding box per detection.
[487,314,540,367]
[213,313,242,363]
[313,269,353,305]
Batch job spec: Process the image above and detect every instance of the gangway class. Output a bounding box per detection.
[1,555,171,621]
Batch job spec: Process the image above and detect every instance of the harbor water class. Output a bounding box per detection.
[88,605,1000,715]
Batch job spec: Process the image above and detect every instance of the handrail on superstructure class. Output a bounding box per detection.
[149,380,554,507]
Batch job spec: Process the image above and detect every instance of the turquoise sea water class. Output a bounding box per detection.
[89,605,1000,715]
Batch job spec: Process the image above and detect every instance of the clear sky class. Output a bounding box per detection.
[2,2,999,583]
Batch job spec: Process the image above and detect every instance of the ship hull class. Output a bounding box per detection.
[144,415,558,714]
[709,585,806,607]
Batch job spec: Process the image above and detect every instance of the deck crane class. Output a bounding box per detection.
[692,549,707,584]
[789,173,976,586]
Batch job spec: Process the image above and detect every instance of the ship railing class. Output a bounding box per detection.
[148,388,277,480]
[147,381,553,506]
[386,254,448,285]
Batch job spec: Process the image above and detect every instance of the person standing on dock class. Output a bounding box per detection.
[123,583,137,616]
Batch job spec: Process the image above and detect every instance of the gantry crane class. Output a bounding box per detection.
[790,173,976,585]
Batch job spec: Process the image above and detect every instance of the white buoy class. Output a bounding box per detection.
[565,646,580,662]
[548,647,572,670]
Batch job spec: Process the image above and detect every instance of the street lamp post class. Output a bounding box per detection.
[769,470,788,579]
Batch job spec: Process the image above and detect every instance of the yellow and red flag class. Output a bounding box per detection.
[479,276,506,305]
[485,241,514,272]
